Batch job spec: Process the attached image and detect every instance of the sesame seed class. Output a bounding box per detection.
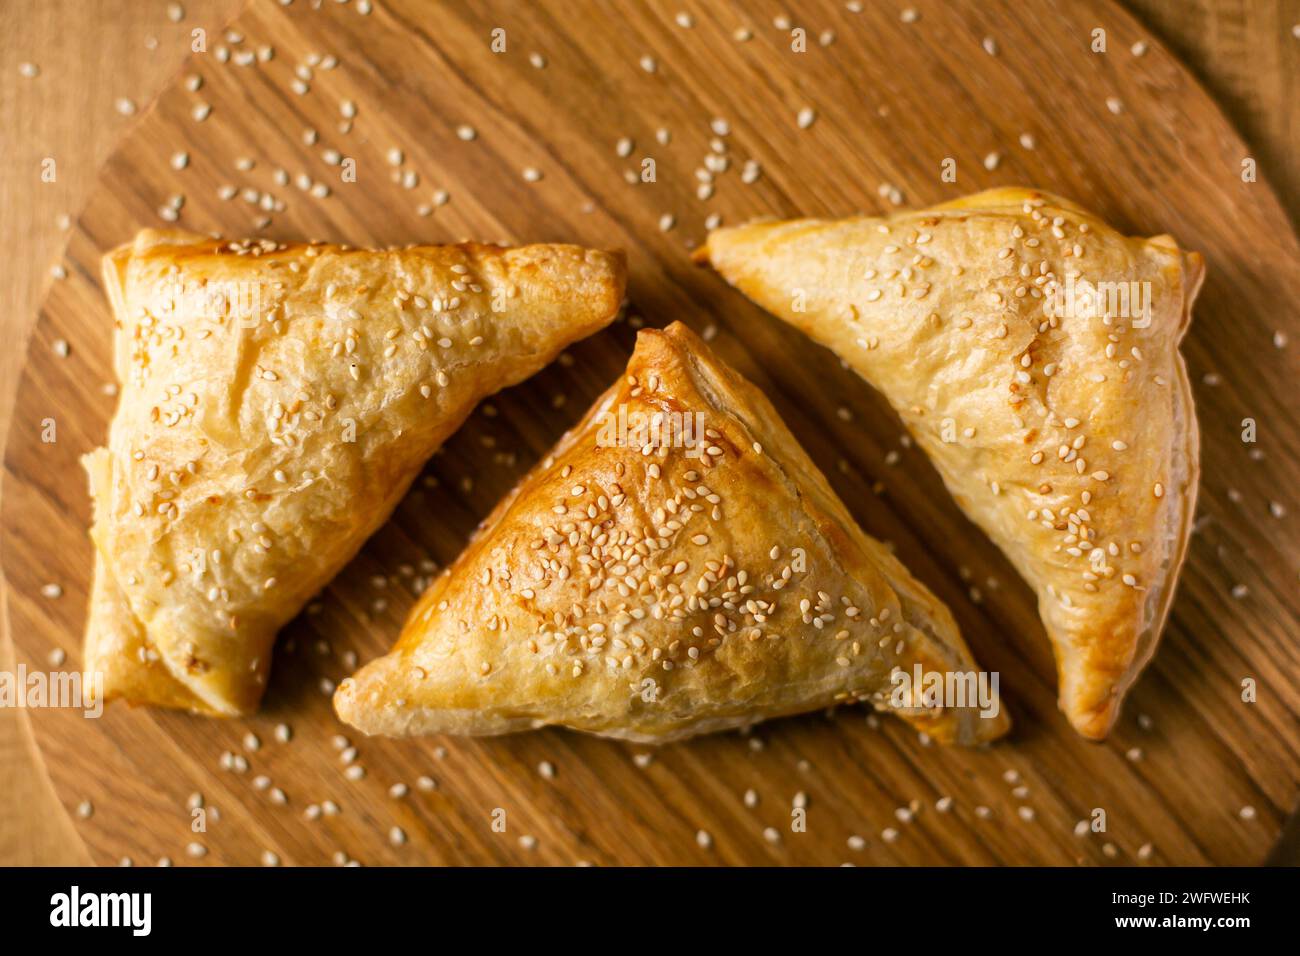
[796,106,816,129]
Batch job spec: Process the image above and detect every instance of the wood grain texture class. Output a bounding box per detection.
[0,0,246,867]
[2,0,1297,866]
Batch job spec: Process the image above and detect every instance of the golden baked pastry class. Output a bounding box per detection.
[335,322,1009,744]
[694,187,1203,739]
[84,229,625,716]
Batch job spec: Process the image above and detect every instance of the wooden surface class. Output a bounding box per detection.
[2,0,1298,866]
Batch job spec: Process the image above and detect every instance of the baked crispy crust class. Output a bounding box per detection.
[84,229,625,715]
[694,188,1202,739]
[335,322,1009,745]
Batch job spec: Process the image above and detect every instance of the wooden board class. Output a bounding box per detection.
[3,0,1297,867]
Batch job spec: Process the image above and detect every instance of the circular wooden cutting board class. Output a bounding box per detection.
[3,0,1297,867]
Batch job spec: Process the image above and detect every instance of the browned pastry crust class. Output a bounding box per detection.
[84,229,625,716]
[335,322,1009,744]
[694,187,1203,739]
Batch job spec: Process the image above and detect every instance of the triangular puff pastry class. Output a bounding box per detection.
[84,229,625,716]
[695,187,1203,739]
[335,322,1009,744]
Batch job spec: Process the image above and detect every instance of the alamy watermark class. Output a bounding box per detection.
[153,277,266,328]
[1043,273,1152,328]
[889,664,1001,720]
[595,404,707,458]
[0,666,102,718]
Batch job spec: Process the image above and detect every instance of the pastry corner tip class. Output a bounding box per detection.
[1063,697,1119,741]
